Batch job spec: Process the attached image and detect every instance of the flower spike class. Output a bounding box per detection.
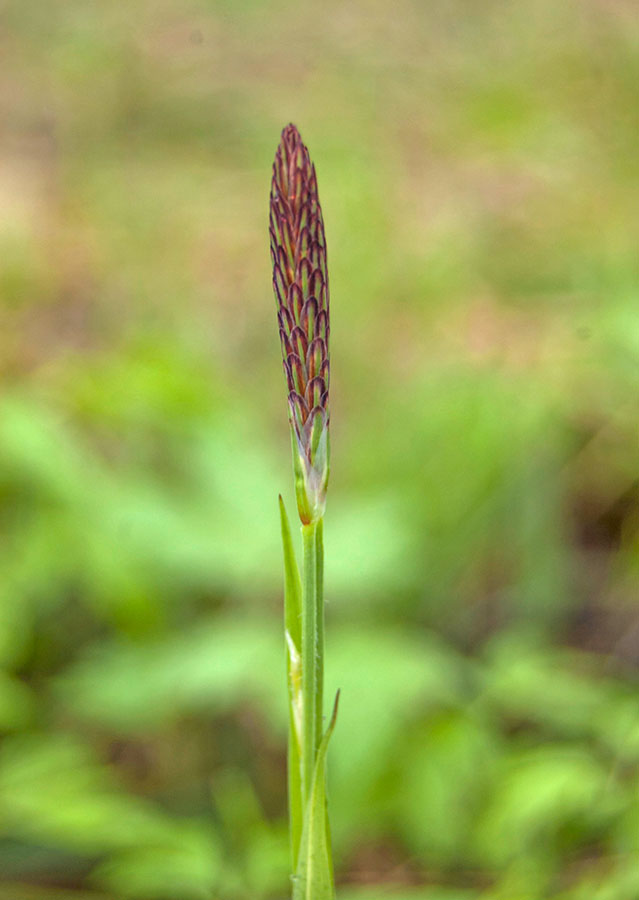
[270,124,330,524]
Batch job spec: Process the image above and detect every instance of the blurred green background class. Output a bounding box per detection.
[1,0,638,898]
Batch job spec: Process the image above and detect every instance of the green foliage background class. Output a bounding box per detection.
[0,1,638,897]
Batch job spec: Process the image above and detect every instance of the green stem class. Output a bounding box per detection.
[301,518,324,805]
[315,518,324,751]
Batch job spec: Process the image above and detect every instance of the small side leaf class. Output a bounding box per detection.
[293,691,340,900]
[279,495,302,650]
[279,495,303,871]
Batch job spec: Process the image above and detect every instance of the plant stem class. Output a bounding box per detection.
[315,517,325,752]
[301,518,324,804]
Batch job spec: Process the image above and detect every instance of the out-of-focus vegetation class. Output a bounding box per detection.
[0,0,638,897]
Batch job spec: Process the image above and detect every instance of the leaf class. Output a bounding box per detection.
[396,709,499,863]
[279,496,303,871]
[93,829,221,900]
[476,746,607,866]
[279,495,302,651]
[55,617,282,732]
[325,625,466,843]
[293,691,339,900]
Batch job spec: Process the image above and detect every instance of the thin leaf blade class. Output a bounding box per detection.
[279,495,304,871]
[293,691,340,900]
[279,495,302,649]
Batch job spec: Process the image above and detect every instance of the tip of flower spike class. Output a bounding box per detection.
[282,122,301,139]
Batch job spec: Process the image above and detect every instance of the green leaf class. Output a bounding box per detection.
[92,828,221,900]
[279,495,302,651]
[279,496,303,872]
[293,692,339,900]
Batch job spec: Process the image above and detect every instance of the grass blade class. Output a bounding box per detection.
[293,691,340,900]
[279,495,303,870]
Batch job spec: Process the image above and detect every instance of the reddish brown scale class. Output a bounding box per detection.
[306,337,324,381]
[270,124,330,457]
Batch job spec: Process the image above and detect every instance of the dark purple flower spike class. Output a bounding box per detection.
[270,124,330,524]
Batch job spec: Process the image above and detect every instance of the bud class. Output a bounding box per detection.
[270,124,330,524]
